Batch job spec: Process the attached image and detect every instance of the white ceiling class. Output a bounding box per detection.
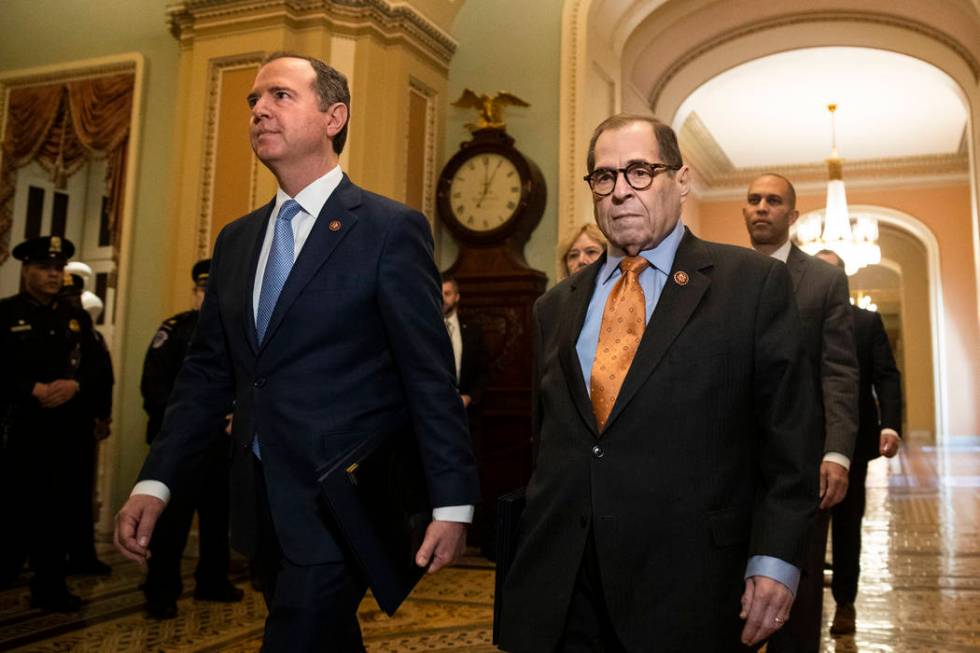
[673,47,968,168]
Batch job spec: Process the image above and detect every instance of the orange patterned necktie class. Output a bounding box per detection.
[590,256,650,432]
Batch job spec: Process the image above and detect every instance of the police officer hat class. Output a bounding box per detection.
[12,235,75,263]
[192,259,211,288]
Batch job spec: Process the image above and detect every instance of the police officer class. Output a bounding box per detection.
[139,259,242,619]
[59,264,113,576]
[0,236,101,612]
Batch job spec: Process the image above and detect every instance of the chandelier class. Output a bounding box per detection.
[795,104,881,275]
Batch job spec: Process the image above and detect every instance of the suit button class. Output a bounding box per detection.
[592,445,604,459]
[253,378,266,388]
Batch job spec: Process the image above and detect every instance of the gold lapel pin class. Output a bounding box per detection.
[328,220,342,232]
[673,271,689,286]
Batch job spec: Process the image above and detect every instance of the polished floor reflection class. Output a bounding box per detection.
[0,439,976,651]
[820,437,980,652]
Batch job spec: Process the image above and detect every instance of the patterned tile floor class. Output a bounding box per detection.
[0,439,976,652]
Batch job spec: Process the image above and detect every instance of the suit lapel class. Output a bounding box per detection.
[786,244,807,292]
[258,176,362,352]
[557,258,604,437]
[242,200,275,355]
[602,229,712,433]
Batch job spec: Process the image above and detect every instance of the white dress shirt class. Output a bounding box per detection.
[445,311,463,380]
[133,165,473,523]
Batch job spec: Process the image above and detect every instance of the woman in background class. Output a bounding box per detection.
[559,223,607,279]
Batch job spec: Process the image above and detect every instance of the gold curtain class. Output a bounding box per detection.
[0,73,134,263]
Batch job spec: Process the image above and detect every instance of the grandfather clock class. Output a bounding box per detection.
[438,91,547,546]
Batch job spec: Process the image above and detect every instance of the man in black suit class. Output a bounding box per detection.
[441,273,490,553]
[440,274,487,416]
[498,115,818,652]
[743,174,859,652]
[114,52,479,650]
[815,249,902,636]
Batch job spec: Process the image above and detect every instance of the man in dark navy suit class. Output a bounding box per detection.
[115,52,479,650]
[815,249,902,636]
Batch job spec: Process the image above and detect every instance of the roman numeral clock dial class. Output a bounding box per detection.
[450,154,521,232]
[437,127,545,250]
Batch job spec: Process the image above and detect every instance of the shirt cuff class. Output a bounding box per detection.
[432,505,474,523]
[823,452,851,471]
[131,480,170,505]
[745,555,800,595]
[881,428,900,439]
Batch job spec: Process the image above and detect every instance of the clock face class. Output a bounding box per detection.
[448,153,522,232]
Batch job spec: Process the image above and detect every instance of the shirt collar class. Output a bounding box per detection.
[598,218,685,286]
[768,239,793,263]
[274,165,344,219]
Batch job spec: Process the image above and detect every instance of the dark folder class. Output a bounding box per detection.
[317,431,431,616]
[492,486,527,644]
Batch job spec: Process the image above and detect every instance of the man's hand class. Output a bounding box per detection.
[739,575,794,646]
[819,460,849,509]
[880,432,901,458]
[461,394,472,408]
[224,413,234,436]
[34,379,80,408]
[114,494,166,565]
[415,520,467,574]
[31,382,49,403]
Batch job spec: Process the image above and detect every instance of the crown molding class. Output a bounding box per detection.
[167,0,458,70]
[693,158,971,200]
[680,113,970,200]
[650,10,980,111]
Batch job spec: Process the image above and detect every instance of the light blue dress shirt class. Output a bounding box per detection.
[574,219,800,594]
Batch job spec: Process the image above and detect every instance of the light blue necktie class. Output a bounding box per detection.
[252,198,302,459]
[256,199,301,343]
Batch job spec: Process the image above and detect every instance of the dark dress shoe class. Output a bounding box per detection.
[194,583,244,602]
[31,590,83,613]
[146,598,178,620]
[830,603,856,635]
[67,558,112,576]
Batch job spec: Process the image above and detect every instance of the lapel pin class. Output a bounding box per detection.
[328,219,342,232]
[673,271,689,286]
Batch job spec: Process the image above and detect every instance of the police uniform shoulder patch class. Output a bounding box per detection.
[151,329,169,349]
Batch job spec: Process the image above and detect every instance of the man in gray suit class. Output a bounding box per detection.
[743,173,859,652]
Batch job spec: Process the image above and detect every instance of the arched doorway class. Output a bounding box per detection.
[796,207,945,441]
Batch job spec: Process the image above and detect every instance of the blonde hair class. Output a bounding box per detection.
[558,223,607,279]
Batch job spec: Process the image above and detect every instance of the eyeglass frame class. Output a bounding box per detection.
[583,161,682,196]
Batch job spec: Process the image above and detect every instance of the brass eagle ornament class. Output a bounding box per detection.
[452,89,530,132]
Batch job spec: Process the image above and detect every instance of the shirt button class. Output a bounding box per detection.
[592,445,604,459]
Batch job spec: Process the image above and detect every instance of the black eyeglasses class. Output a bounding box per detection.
[583,161,681,196]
